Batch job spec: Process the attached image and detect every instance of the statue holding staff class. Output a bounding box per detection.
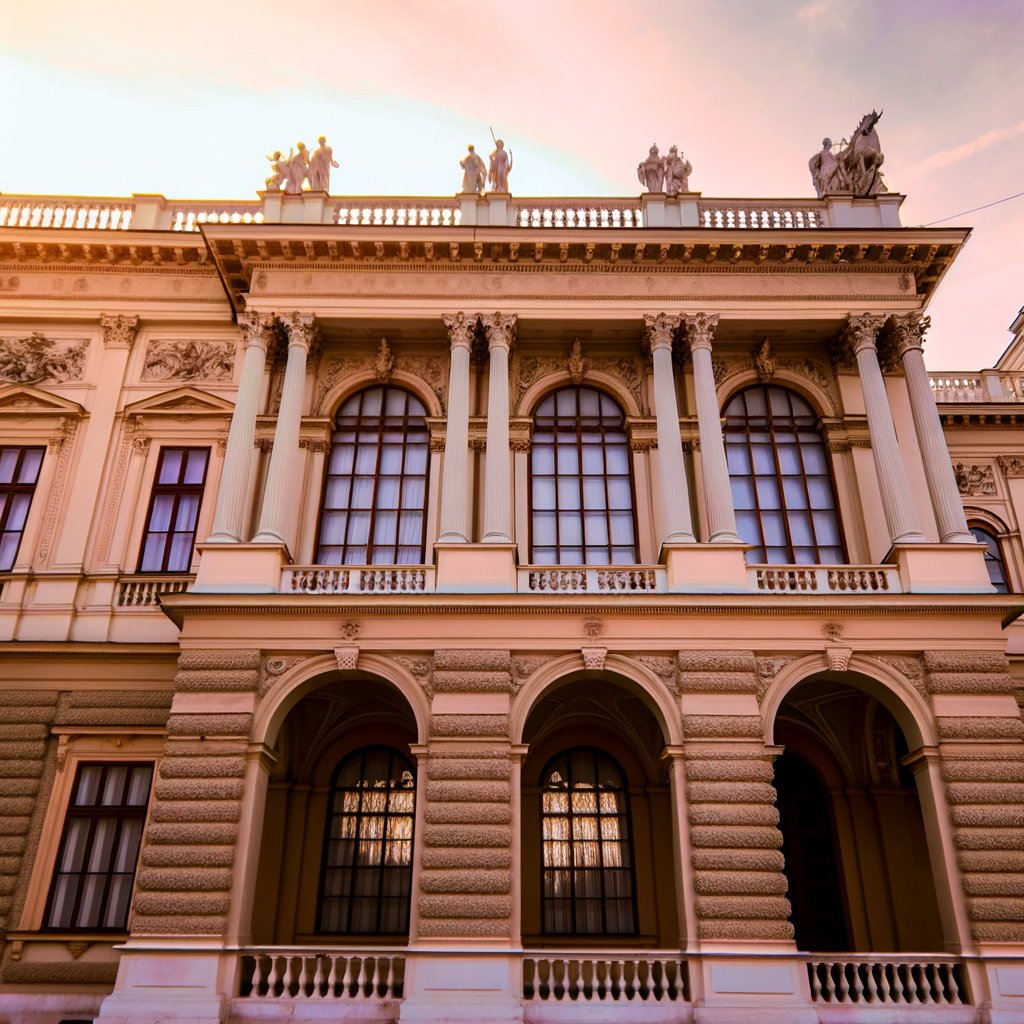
[488,132,513,192]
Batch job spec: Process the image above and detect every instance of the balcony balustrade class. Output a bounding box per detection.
[696,199,824,229]
[929,371,1024,403]
[239,948,404,1001]
[116,575,195,607]
[523,952,689,1004]
[749,564,902,594]
[806,956,969,1006]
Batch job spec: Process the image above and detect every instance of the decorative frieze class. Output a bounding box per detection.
[954,463,997,496]
[0,334,88,383]
[141,339,235,382]
[996,455,1024,478]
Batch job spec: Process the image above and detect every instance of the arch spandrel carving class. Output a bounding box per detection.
[760,653,938,749]
[316,368,444,420]
[514,367,645,419]
[252,651,431,749]
[718,367,839,420]
[509,652,683,748]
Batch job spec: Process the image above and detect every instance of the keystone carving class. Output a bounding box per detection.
[335,646,359,671]
[581,647,608,671]
[375,337,394,383]
[568,339,586,383]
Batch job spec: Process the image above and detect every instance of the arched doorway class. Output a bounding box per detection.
[250,673,420,946]
[773,677,945,953]
[519,674,679,949]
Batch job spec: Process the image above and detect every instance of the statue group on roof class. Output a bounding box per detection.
[809,111,887,197]
[265,137,339,194]
[459,137,514,193]
[637,144,692,195]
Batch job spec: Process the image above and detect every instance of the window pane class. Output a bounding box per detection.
[158,449,183,484]
[183,450,208,484]
[18,448,43,484]
[0,449,18,484]
[139,450,207,573]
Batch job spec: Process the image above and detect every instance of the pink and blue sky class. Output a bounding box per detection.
[1,0,1022,366]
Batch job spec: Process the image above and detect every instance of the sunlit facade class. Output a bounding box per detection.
[0,184,1022,1024]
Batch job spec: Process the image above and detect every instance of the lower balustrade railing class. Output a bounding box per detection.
[240,949,405,1001]
[282,565,434,594]
[523,953,689,1003]
[749,564,902,594]
[806,957,969,1006]
[519,566,666,593]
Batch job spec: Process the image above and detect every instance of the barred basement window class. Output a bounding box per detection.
[44,762,153,931]
[541,748,636,935]
[530,387,637,564]
[316,386,429,565]
[138,447,209,572]
[724,386,844,564]
[0,445,45,571]
[318,747,416,935]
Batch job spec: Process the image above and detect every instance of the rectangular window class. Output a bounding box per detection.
[45,762,153,932]
[0,445,45,571]
[138,448,209,572]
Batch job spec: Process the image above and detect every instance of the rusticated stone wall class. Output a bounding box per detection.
[419,650,513,939]
[927,650,1024,943]
[678,651,793,941]
[132,650,259,936]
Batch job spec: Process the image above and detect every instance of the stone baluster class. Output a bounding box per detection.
[437,313,476,543]
[481,312,515,542]
[253,312,317,546]
[208,312,275,542]
[890,313,973,542]
[682,312,740,541]
[645,313,695,544]
[845,315,925,544]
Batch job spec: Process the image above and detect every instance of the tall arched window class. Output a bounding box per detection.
[970,525,1010,592]
[541,748,636,935]
[724,386,844,564]
[318,746,416,935]
[531,387,637,564]
[316,386,429,564]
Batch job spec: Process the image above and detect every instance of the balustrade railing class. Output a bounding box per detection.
[697,199,826,229]
[240,949,404,1000]
[807,958,969,1006]
[116,575,194,607]
[166,203,264,232]
[333,200,461,227]
[519,566,666,594]
[524,954,689,1003]
[749,565,901,594]
[0,196,134,231]
[929,372,1024,403]
[513,201,643,229]
[282,565,433,594]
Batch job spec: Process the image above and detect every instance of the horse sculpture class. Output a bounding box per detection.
[841,110,885,196]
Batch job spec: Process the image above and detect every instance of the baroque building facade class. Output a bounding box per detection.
[0,183,1022,1024]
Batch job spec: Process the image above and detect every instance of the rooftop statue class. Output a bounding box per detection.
[284,143,310,194]
[308,136,339,193]
[265,150,287,191]
[488,139,513,193]
[637,145,664,193]
[664,145,691,195]
[809,111,887,198]
[460,145,487,194]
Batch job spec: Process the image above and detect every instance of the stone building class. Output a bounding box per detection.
[0,181,1022,1024]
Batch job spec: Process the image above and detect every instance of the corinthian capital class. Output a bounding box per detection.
[237,311,277,352]
[643,313,681,353]
[844,313,887,355]
[889,313,931,358]
[480,312,516,352]
[278,312,319,351]
[681,312,720,353]
[100,314,139,349]
[442,312,478,352]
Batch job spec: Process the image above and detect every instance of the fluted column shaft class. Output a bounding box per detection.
[684,313,739,542]
[253,313,315,546]
[848,315,926,544]
[208,313,273,542]
[481,313,515,542]
[438,313,475,543]
[646,314,695,544]
[893,314,972,542]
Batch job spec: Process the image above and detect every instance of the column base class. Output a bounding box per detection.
[662,543,751,593]
[435,543,517,593]
[889,541,994,593]
[191,542,289,593]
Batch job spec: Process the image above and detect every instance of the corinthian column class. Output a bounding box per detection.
[891,314,973,542]
[645,313,695,544]
[481,312,515,542]
[437,313,475,543]
[207,312,275,542]
[846,314,925,544]
[683,312,740,542]
[253,313,317,546]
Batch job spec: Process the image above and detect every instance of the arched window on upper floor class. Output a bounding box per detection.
[530,387,637,565]
[316,386,429,565]
[724,385,844,564]
[969,524,1010,593]
[318,746,416,935]
[541,748,636,935]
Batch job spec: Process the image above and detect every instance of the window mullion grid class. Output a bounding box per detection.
[599,419,613,565]
[375,750,392,934]
[94,815,124,929]
[64,813,98,930]
[595,751,608,935]
[567,760,577,934]
[768,407,797,563]
[793,413,822,561]
[743,414,769,559]
[552,421,564,563]
[162,492,182,572]
[574,400,586,564]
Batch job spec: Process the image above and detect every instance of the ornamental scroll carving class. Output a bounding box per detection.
[0,334,88,384]
[141,339,235,382]
[512,350,647,414]
[314,351,448,414]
